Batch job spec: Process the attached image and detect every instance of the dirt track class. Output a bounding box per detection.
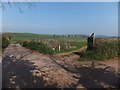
[55,46,87,56]
[2,44,119,89]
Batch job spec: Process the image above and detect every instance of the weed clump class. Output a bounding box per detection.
[19,41,53,54]
[80,39,119,61]
[2,33,13,49]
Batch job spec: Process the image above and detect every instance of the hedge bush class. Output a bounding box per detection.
[19,41,53,54]
[80,39,119,60]
[2,33,13,49]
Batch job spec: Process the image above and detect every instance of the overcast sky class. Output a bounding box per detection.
[2,2,118,36]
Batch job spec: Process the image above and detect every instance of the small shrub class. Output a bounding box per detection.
[2,33,13,49]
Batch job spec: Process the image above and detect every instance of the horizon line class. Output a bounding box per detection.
[1,31,118,37]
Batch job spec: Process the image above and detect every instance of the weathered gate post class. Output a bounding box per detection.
[58,45,61,51]
[87,33,95,50]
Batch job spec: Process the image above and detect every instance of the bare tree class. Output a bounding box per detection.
[1,0,39,12]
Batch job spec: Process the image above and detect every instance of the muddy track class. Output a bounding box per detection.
[2,44,119,89]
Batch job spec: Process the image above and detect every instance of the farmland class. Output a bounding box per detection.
[2,32,119,88]
[11,33,87,44]
[9,33,87,54]
[2,32,119,59]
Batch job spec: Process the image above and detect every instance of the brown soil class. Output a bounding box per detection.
[2,44,119,89]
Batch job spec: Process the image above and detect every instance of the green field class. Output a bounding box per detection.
[9,33,87,54]
[11,33,87,42]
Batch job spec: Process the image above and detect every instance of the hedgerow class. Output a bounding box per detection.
[19,41,54,54]
[80,39,119,60]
